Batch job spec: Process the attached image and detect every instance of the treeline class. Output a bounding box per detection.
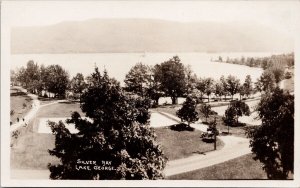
[124,55,283,105]
[11,54,287,103]
[11,60,88,99]
[217,53,294,70]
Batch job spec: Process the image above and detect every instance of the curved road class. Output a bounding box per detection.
[10,90,251,179]
[10,87,40,133]
[156,111,251,177]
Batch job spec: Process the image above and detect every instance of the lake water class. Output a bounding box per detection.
[11,52,269,85]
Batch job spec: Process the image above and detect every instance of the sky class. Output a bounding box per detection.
[2,0,299,38]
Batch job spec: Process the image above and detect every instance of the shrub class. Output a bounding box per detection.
[285,72,292,79]
[10,110,15,116]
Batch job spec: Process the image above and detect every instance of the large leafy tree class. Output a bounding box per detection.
[45,65,70,98]
[214,81,224,101]
[267,61,285,85]
[247,88,294,179]
[220,76,229,100]
[223,100,250,128]
[18,60,41,94]
[70,73,87,98]
[184,65,197,95]
[195,77,206,102]
[154,56,186,104]
[124,62,151,97]
[176,96,199,126]
[204,78,214,103]
[226,75,240,100]
[146,77,164,106]
[243,75,253,98]
[199,103,212,123]
[255,71,275,93]
[48,68,166,180]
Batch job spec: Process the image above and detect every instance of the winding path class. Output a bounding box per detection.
[10,87,67,133]
[10,87,40,133]
[10,91,251,179]
[154,111,251,176]
[165,135,250,176]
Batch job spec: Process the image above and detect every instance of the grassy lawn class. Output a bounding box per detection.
[155,126,224,161]
[11,131,58,169]
[154,104,250,138]
[154,105,181,116]
[11,100,224,169]
[11,101,84,169]
[10,116,59,169]
[38,97,61,106]
[10,88,33,124]
[168,153,268,180]
[36,101,84,117]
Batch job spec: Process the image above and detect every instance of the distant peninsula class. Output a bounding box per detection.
[11,18,293,54]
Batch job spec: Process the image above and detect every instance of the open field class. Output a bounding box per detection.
[11,101,84,169]
[155,127,224,161]
[168,153,268,180]
[11,131,58,169]
[10,88,33,124]
[38,97,62,105]
[155,104,251,138]
[36,101,84,117]
[11,101,223,169]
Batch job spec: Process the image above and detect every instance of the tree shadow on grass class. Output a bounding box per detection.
[230,122,247,127]
[38,97,56,101]
[169,123,195,132]
[192,151,207,155]
[59,101,79,104]
[10,92,27,97]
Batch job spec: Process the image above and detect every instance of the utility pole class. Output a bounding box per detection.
[213,116,217,150]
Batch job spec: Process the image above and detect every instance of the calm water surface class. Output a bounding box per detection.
[11,52,270,85]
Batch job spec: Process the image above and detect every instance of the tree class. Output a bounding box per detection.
[208,117,218,150]
[261,58,269,70]
[195,78,206,102]
[70,73,87,99]
[10,70,17,86]
[218,56,223,62]
[255,71,275,93]
[154,56,186,104]
[267,63,284,85]
[226,75,240,100]
[214,81,224,101]
[223,100,250,129]
[243,75,253,98]
[22,60,41,94]
[45,65,70,98]
[184,65,197,95]
[239,85,246,100]
[247,88,294,179]
[146,77,163,106]
[48,68,166,180]
[204,78,214,103]
[199,103,212,123]
[124,63,151,97]
[220,76,229,100]
[176,96,199,126]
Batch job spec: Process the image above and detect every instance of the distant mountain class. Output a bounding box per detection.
[11,19,293,54]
